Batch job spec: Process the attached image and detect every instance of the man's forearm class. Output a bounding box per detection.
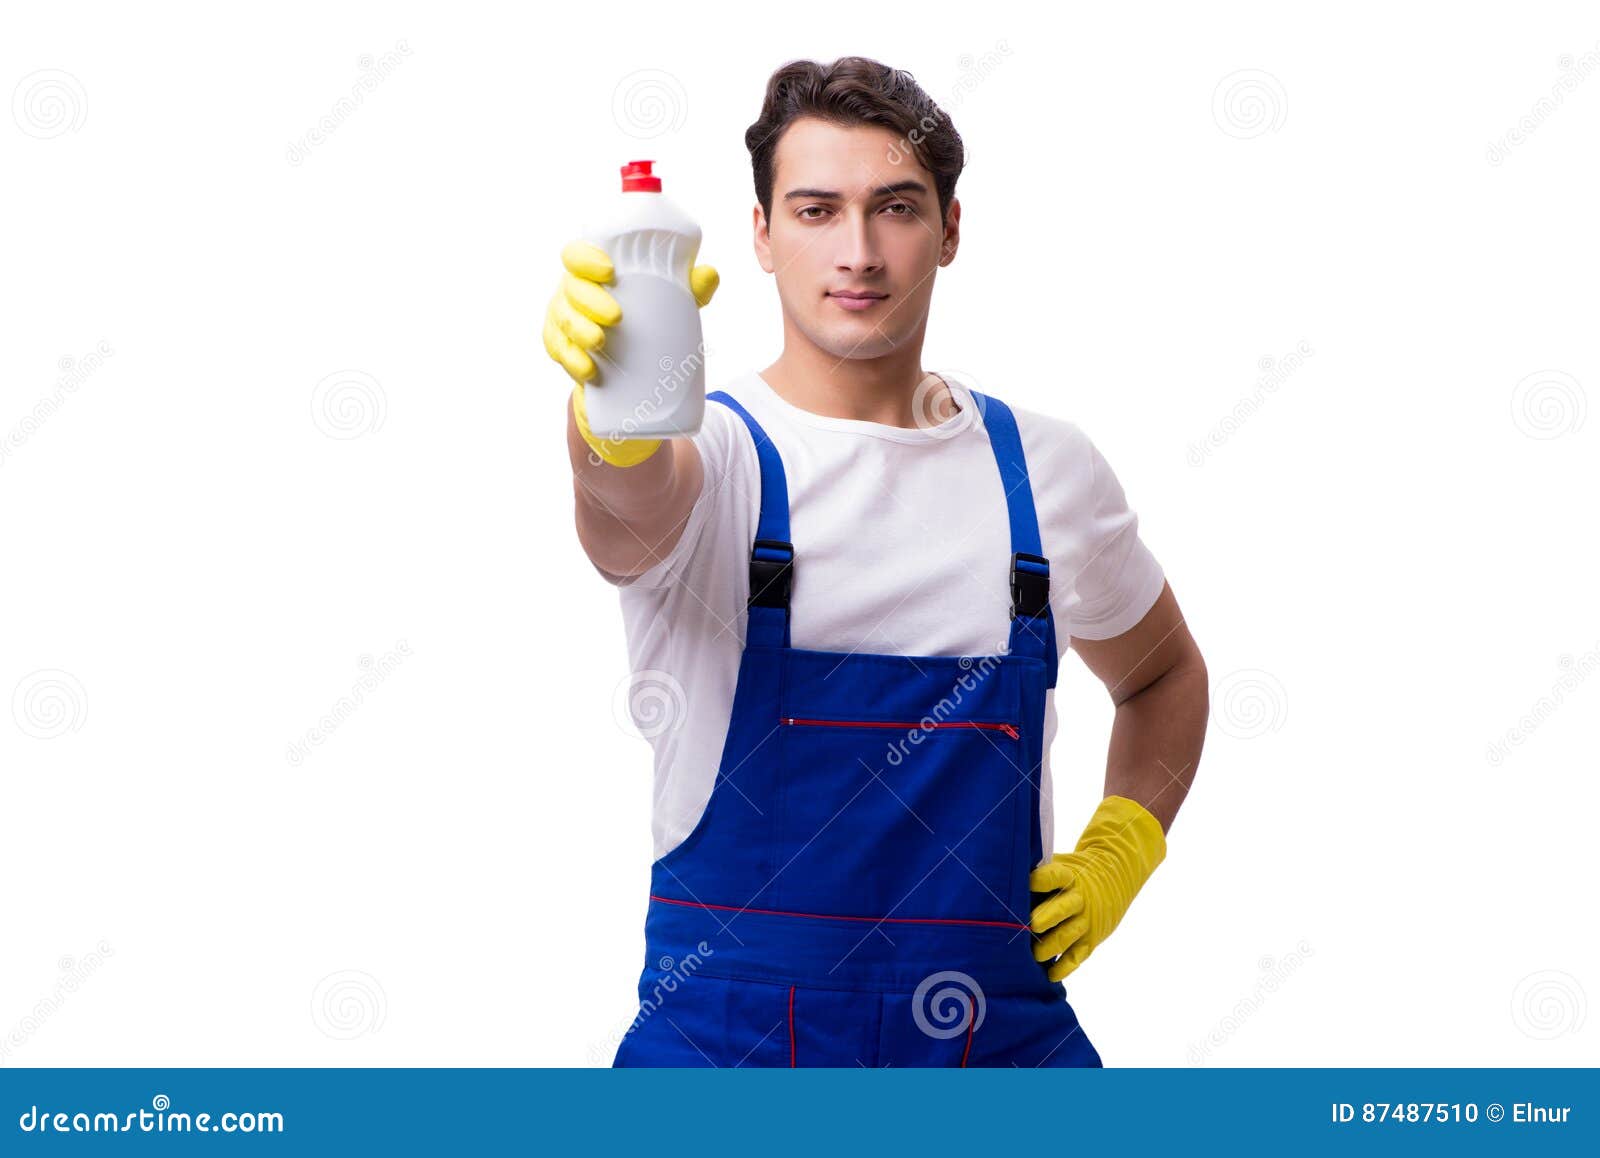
[1100,654,1209,833]
[568,393,703,578]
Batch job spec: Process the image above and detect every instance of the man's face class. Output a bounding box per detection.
[754,116,959,362]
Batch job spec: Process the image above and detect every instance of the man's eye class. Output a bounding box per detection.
[883,202,914,216]
[797,206,828,220]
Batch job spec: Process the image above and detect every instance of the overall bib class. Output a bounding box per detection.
[612,388,1103,1068]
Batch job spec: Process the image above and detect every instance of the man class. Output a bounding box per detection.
[544,55,1209,1067]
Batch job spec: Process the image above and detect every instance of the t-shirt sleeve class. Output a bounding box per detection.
[591,401,743,590]
[1062,432,1166,640]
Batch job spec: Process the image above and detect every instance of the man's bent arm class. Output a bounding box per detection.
[568,394,705,580]
[1070,581,1209,834]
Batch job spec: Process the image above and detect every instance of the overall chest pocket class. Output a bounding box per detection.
[774,714,1023,923]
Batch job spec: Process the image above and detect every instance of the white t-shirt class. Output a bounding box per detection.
[598,369,1166,864]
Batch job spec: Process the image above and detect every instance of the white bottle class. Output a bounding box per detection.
[579,160,706,440]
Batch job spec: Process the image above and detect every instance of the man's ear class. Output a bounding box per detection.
[938,197,961,268]
[753,203,775,273]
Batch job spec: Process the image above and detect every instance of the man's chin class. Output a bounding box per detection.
[805,321,904,362]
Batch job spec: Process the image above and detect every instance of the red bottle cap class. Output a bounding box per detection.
[621,160,661,192]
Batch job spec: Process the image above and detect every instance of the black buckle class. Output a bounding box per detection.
[1010,551,1050,619]
[749,539,794,609]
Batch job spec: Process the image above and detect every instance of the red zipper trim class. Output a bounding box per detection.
[781,716,1019,740]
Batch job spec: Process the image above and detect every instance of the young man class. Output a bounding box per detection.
[544,56,1209,1067]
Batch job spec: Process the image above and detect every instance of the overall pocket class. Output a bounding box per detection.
[774,714,1022,923]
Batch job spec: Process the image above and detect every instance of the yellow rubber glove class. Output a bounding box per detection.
[543,240,719,468]
[1029,794,1167,982]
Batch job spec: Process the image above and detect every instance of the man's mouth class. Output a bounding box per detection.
[827,290,889,312]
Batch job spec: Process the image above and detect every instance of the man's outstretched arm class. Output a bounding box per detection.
[545,240,719,580]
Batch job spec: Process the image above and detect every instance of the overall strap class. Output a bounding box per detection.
[969,391,1059,688]
[707,391,792,649]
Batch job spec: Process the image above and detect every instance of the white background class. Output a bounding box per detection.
[3,1,1596,1067]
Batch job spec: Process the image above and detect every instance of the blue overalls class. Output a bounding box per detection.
[612,388,1103,1068]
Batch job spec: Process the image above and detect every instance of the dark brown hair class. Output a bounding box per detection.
[745,56,964,224]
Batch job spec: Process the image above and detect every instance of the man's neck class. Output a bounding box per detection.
[760,323,959,428]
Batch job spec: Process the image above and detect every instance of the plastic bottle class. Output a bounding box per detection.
[578,160,706,440]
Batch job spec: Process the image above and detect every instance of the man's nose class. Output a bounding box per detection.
[835,209,884,276]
